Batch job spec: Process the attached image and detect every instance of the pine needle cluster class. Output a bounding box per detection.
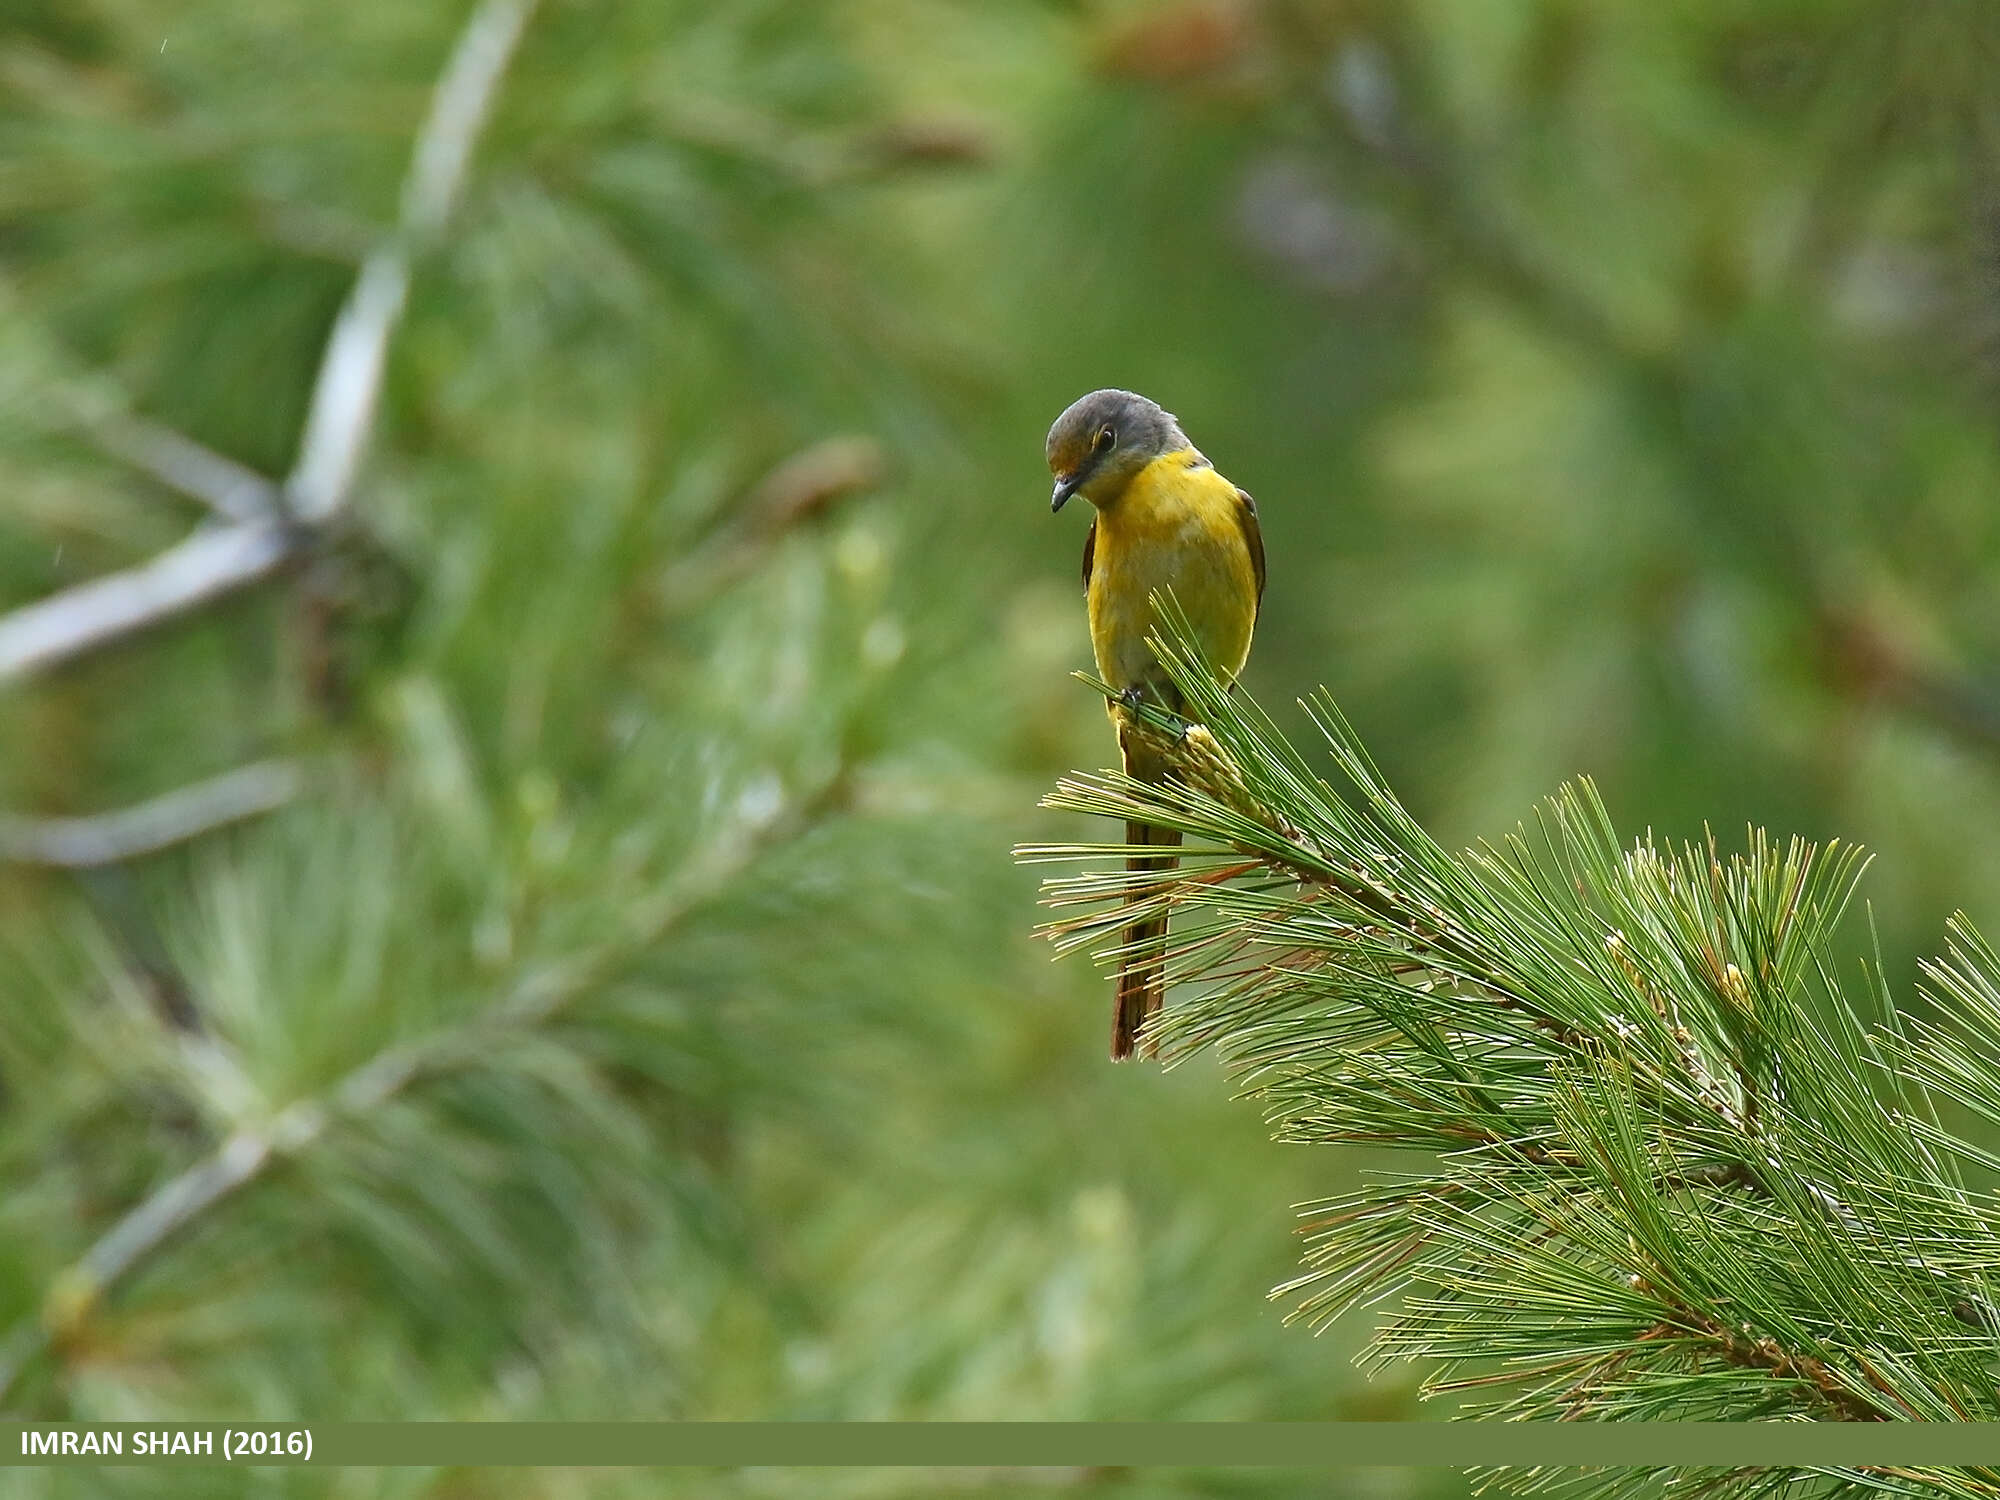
[1027,609,2000,1487]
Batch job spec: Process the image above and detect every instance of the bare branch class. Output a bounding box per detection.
[282,252,410,526]
[0,760,302,868]
[0,0,538,683]
[9,313,279,522]
[286,0,536,524]
[87,410,280,525]
[0,520,294,683]
[401,0,535,241]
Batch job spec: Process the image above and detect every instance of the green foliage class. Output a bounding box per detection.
[1031,616,2000,1485]
[2,5,1460,1498]
[5,0,2000,1493]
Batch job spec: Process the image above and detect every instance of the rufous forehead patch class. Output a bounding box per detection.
[1046,430,1091,477]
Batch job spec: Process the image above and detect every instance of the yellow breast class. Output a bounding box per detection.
[1086,451,1258,697]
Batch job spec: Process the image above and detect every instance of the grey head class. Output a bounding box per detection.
[1046,388,1192,512]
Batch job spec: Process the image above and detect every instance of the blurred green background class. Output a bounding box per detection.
[4,0,2000,1493]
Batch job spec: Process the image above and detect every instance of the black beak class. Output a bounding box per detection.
[1051,473,1081,513]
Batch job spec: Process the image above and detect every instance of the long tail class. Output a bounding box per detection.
[1112,817,1182,1060]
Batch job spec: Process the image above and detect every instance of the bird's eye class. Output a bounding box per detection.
[1094,425,1116,451]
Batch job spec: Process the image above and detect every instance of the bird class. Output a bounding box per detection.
[1045,388,1264,1059]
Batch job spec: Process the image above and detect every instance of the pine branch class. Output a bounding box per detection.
[0,0,536,685]
[1021,611,2000,1454]
[0,763,849,1407]
[0,759,303,867]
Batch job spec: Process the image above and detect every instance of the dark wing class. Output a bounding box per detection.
[1235,487,1266,617]
[1081,516,1097,596]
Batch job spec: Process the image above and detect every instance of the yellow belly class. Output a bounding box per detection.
[1086,453,1258,697]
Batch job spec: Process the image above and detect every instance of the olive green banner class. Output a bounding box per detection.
[6,1422,2000,1467]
